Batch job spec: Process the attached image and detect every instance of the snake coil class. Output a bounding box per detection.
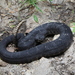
[0,22,73,64]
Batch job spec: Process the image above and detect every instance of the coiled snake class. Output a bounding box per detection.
[0,22,73,64]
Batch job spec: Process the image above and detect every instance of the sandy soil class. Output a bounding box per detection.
[0,0,75,75]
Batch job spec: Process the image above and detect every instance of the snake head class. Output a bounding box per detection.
[17,39,36,50]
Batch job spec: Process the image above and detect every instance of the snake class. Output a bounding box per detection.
[0,22,73,64]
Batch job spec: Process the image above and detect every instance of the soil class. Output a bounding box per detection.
[0,0,75,75]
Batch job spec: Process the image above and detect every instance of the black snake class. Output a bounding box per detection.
[0,22,73,64]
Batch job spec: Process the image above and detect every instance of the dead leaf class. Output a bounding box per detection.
[25,28,33,33]
[1,14,6,16]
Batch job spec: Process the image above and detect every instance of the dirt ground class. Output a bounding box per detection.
[0,0,75,75]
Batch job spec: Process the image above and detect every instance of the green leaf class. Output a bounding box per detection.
[10,25,16,28]
[72,23,75,25]
[70,22,75,34]
[49,0,53,2]
[72,27,75,33]
[70,27,75,34]
[34,4,43,13]
[33,15,39,23]
[31,3,43,13]
[70,22,75,26]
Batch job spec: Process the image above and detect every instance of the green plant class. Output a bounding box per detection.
[49,0,53,2]
[33,15,39,23]
[19,0,53,22]
[19,0,43,12]
[70,22,75,34]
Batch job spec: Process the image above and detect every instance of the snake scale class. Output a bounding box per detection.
[0,22,73,64]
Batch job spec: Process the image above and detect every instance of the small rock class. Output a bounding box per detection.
[50,0,64,4]
[71,0,75,2]
[0,59,8,67]
[53,34,60,40]
[0,33,4,36]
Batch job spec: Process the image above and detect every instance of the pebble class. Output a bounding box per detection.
[0,60,8,67]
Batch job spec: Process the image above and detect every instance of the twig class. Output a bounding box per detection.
[13,20,26,36]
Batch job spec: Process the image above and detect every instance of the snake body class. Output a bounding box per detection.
[0,22,73,64]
